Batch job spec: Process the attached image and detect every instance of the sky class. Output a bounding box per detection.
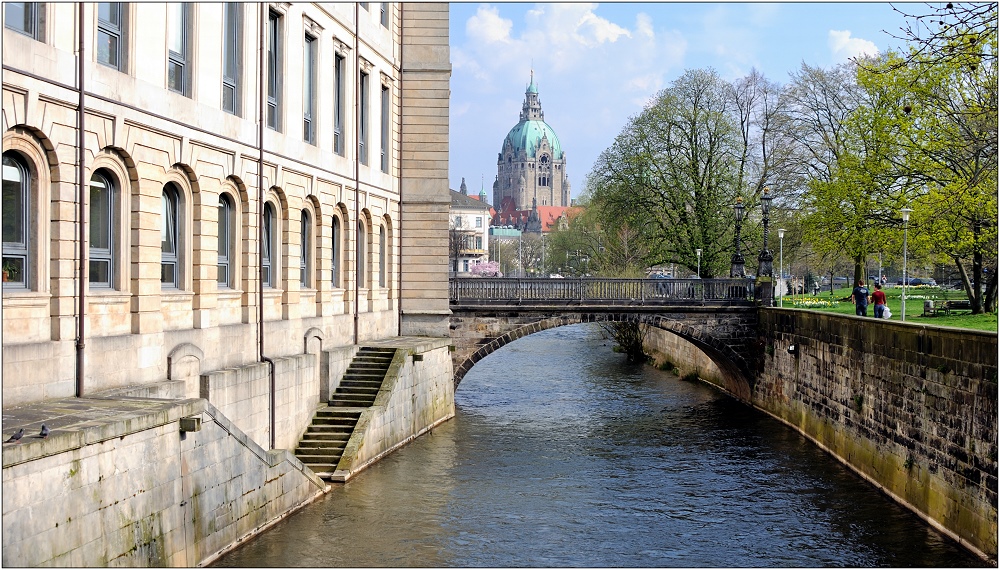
[448,2,918,202]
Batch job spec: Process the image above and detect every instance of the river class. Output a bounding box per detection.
[214,324,984,567]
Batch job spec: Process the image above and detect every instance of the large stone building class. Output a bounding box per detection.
[2,2,451,407]
[493,71,570,211]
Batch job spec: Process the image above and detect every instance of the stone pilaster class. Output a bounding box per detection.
[130,175,164,334]
[398,3,451,336]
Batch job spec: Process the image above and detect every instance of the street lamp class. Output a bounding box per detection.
[696,248,702,278]
[901,207,912,321]
[730,197,746,278]
[757,188,773,278]
[777,228,786,307]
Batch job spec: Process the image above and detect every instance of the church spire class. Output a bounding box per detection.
[520,70,543,121]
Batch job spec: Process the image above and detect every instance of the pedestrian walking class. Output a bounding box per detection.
[871,282,887,318]
[851,279,870,317]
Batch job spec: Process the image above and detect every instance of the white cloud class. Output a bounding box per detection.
[828,30,879,62]
[467,5,513,45]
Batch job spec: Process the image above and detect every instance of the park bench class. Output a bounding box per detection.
[922,299,973,316]
[940,300,972,315]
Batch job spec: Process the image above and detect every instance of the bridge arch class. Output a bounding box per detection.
[451,312,753,402]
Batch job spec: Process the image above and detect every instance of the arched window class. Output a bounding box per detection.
[89,170,117,288]
[218,193,234,287]
[300,209,311,287]
[262,202,275,288]
[379,225,386,287]
[2,152,30,288]
[356,221,366,288]
[161,183,181,287]
[331,215,341,287]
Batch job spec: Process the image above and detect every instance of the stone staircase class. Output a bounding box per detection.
[295,346,396,476]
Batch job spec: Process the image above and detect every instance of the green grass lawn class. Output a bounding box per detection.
[776,286,998,333]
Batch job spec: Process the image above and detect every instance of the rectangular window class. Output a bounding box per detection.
[331,217,340,287]
[380,3,388,27]
[89,173,115,288]
[4,2,43,40]
[3,153,31,289]
[475,217,482,228]
[378,226,386,287]
[262,205,273,287]
[96,3,123,70]
[334,53,344,155]
[299,211,310,287]
[166,3,190,95]
[217,196,232,287]
[380,83,390,173]
[161,187,179,287]
[303,34,316,144]
[222,3,242,115]
[359,71,369,165]
[266,10,282,131]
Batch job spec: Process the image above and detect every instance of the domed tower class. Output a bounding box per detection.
[496,71,569,209]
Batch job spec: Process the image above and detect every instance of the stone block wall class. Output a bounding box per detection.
[200,353,319,452]
[1,399,327,567]
[644,326,725,386]
[334,338,454,480]
[320,345,359,401]
[201,364,271,449]
[755,309,997,561]
[273,353,321,451]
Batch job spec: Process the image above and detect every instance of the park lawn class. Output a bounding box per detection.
[779,286,998,333]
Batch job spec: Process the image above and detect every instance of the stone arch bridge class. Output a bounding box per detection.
[449,277,763,401]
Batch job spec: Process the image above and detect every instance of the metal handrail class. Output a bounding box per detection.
[449,277,753,304]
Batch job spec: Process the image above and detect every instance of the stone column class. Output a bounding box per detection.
[398,3,451,337]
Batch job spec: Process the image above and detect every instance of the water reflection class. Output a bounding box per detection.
[214,324,984,567]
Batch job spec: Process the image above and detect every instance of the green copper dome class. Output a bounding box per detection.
[503,120,563,159]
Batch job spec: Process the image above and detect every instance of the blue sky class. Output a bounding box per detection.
[448,2,917,202]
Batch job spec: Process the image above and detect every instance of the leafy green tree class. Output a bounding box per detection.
[865,10,998,312]
[586,68,747,277]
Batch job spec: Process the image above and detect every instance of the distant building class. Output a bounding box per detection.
[494,71,570,210]
[449,186,491,274]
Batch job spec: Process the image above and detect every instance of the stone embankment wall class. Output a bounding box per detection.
[200,353,319,451]
[2,337,456,566]
[645,310,998,562]
[333,338,455,481]
[1,399,328,567]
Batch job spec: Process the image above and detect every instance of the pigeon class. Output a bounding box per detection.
[39,424,49,439]
[4,428,24,444]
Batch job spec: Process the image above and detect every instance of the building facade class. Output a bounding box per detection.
[493,71,570,210]
[1,2,451,407]
[449,185,490,274]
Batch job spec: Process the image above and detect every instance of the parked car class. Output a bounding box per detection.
[905,278,937,286]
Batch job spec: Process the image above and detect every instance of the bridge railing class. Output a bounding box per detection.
[449,277,754,304]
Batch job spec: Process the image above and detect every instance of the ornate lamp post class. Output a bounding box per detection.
[901,207,912,321]
[757,188,774,278]
[696,248,702,279]
[777,228,786,307]
[730,197,746,278]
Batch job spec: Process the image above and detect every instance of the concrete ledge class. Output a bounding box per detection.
[2,397,205,468]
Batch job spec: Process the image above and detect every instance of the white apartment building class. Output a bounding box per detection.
[449,188,490,274]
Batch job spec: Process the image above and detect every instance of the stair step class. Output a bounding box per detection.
[295,347,398,478]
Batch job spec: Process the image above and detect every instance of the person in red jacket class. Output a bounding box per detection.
[871,282,888,318]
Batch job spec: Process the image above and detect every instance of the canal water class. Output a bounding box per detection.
[214,324,984,567]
